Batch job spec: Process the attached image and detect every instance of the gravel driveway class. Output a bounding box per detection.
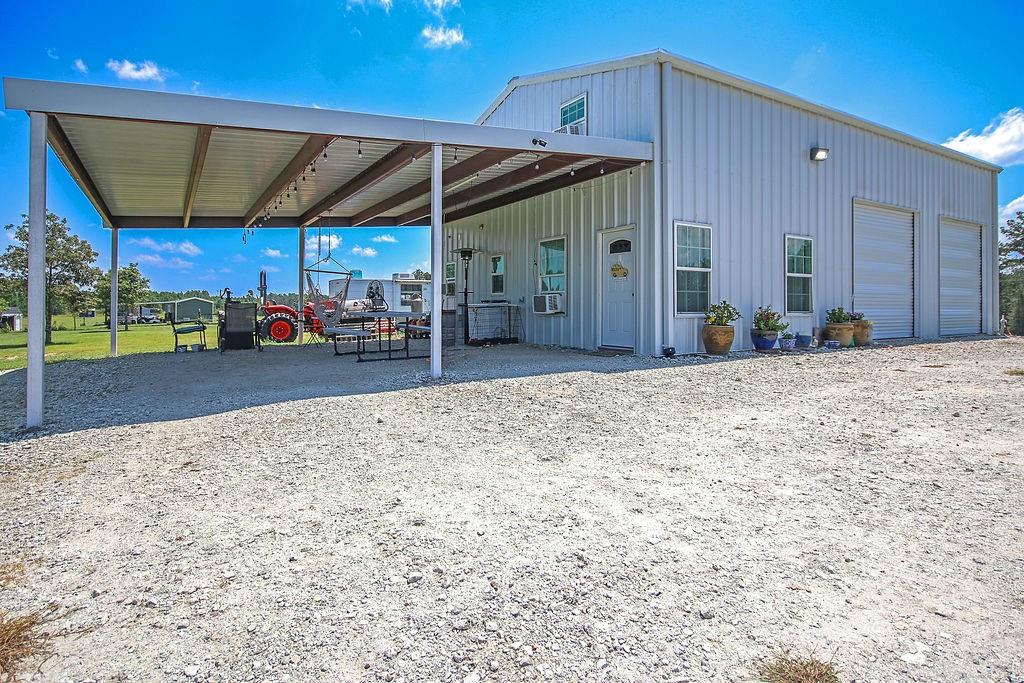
[1,338,1022,682]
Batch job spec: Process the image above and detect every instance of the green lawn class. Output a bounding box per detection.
[0,315,211,371]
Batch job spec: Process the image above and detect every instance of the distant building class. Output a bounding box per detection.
[0,307,22,332]
[141,297,215,322]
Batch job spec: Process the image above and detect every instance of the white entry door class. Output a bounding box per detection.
[601,228,636,349]
[853,203,915,339]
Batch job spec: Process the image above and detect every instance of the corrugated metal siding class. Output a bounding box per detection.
[665,67,997,352]
[444,167,650,352]
[939,218,982,335]
[853,203,915,338]
[470,63,659,353]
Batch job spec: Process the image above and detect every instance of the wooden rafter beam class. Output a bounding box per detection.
[395,153,578,226]
[46,115,117,228]
[442,160,638,223]
[243,133,335,228]
[349,148,519,226]
[299,142,432,227]
[182,125,213,228]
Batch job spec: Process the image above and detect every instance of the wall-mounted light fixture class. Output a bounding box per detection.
[532,138,548,147]
[810,146,829,161]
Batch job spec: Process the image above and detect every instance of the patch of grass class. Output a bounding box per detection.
[0,606,56,683]
[757,648,841,683]
[1005,368,1024,377]
[0,561,27,589]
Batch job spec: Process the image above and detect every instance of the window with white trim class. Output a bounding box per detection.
[785,236,813,313]
[444,262,456,297]
[559,94,587,133]
[489,254,505,296]
[538,237,566,293]
[399,283,423,306]
[674,222,712,314]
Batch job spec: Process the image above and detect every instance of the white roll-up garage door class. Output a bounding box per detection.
[853,203,915,339]
[939,218,982,335]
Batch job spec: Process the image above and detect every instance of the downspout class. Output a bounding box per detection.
[652,60,664,356]
[661,59,675,352]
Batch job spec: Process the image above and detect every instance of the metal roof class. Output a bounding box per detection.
[475,49,1002,174]
[2,77,653,230]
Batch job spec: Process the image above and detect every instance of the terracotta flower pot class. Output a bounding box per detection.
[823,322,855,347]
[702,324,735,355]
[852,320,874,346]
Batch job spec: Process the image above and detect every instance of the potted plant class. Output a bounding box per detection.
[849,311,874,346]
[795,332,813,348]
[779,331,797,351]
[823,307,855,347]
[751,305,788,351]
[702,301,741,355]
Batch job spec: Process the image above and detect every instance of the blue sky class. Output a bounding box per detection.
[1,0,1022,293]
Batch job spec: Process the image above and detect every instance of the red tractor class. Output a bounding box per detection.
[254,270,334,343]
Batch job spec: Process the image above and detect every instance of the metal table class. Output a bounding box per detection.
[328,310,430,362]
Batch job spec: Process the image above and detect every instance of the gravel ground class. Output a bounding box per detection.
[1,337,1022,683]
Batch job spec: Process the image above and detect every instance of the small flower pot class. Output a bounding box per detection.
[702,324,735,355]
[823,322,855,347]
[795,333,813,348]
[852,320,874,346]
[778,337,797,351]
[750,329,778,351]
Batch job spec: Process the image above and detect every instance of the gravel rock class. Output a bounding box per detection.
[1,339,1021,682]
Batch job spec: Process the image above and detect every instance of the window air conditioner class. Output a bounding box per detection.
[533,292,565,314]
[553,123,586,135]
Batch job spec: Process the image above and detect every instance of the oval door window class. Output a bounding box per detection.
[609,239,632,254]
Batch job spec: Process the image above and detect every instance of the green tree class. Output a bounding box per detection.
[999,210,1024,334]
[94,263,151,330]
[0,212,101,344]
[412,268,430,280]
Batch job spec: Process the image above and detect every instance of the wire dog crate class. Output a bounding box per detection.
[464,303,521,346]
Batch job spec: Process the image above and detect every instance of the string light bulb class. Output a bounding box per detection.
[570,166,575,177]
[357,141,362,159]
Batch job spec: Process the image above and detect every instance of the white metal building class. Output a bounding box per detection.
[2,48,1000,427]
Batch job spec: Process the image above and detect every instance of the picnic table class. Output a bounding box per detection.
[325,310,429,362]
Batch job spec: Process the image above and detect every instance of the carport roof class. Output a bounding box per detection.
[2,77,653,230]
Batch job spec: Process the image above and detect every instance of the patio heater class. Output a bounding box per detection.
[455,247,476,345]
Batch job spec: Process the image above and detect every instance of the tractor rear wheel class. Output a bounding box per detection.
[260,312,298,343]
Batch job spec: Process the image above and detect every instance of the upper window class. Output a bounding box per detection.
[400,283,422,305]
[538,237,566,293]
[675,222,712,314]
[444,262,456,297]
[489,254,506,296]
[785,236,813,313]
[609,239,632,254]
[559,94,587,132]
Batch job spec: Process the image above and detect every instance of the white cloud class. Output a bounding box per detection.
[944,107,1024,166]
[106,58,169,83]
[347,0,392,11]
[261,247,288,258]
[421,24,465,49]
[422,0,459,14]
[136,254,194,270]
[305,234,342,253]
[231,253,249,263]
[46,48,59,60]
[371,233,398,243]
[261,264,281,273]
[72,58,88,74]
[1000,194,1024,225]
[350,245,378,258]
[127,237,202,256]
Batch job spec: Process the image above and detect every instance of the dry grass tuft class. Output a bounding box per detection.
[757,648,841,683]
[1004,368,1024,377]
[0,606,57,683]
[0,562,27,589]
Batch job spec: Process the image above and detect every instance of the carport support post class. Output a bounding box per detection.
[430,143,442,379]
[26,112,46,428]
[297,227,305,344]
[109,227,118,356]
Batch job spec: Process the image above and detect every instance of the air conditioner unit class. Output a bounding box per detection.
[392,272,414,280]
[533,292,565,314]
[553,123,586,135]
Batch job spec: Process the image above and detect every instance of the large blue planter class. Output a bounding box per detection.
[750,329,778,350]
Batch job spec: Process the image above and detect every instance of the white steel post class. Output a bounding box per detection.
[297,227,305,344]
[26,112,46,428]
[430,143,443,379]
[109,227,119,356]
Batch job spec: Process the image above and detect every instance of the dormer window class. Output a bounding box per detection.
[558,94,587,134]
